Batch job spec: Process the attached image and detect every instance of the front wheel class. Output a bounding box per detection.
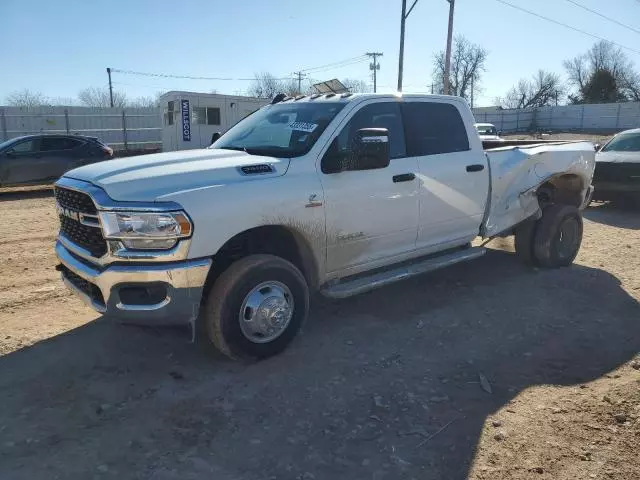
[201,254,310,360]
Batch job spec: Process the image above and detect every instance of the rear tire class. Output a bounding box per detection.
[533,205,583,268]
[201,254,309,360]
[514,218,538,266]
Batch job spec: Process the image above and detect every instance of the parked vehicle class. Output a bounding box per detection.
[54,93,595,360]
[592,128,640,202]
[0,134,113,187]
[474,122,504,141]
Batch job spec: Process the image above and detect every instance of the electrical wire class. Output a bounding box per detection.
[564,0,640,36]
[300,55,368,73]
[494,0,640,55]
[110,69,288,81]
[110,55,370,84]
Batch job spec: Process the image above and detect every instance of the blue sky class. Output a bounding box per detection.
[2,0,639,106]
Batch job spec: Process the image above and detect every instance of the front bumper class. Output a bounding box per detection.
[592,162,640,198]
[56,240,211,325]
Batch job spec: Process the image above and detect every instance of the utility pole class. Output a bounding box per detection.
[443,0,455,95]
[293,71,306,95]
[366,52,383,92]
[106,67,114,108]
[397,0,419,92]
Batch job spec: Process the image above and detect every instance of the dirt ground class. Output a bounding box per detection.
[0,188,639,480]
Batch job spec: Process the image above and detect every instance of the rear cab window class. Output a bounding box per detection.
[401,101,470,156]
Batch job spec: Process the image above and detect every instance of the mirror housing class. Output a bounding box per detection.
[5,149,16,158]
[594,142,601,152]
[323,128,390,174]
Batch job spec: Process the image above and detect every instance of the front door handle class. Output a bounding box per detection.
[393,173,416,183]
[466,164,485,172]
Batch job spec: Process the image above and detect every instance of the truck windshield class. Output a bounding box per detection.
[601,132,640,152]
[211,102,346,158]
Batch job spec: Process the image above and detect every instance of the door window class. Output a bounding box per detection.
[39,137,83,152]
[402,102,470,156]
[335,102,406,159]
[11,139,36,153]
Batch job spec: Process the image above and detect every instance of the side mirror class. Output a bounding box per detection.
[594,143,601,152]
[210,132,222,144]
[497,130,502,136]
[5,149,16,158]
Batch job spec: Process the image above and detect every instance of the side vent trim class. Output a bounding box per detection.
[239,164,274,175]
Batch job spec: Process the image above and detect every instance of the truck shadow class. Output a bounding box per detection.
[0,249,638,479]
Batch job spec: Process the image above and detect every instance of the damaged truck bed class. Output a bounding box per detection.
[482,140,596,237]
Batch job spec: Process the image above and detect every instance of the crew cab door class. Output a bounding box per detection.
[401,101,489,249]
[319,100,420,275]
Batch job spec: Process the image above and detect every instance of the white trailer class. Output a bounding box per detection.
[160,91,268,151]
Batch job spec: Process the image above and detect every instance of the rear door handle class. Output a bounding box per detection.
[393,173,416,183]
[466,164,485,172]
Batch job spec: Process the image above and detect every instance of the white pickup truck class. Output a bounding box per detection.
[54,93,595,360]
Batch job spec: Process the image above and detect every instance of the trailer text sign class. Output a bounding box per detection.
[181,100,191,141]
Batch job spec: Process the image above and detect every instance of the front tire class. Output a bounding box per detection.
[202,254,309,360]
[533,205,583,268]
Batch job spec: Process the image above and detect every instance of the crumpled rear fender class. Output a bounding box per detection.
[482,141,595,238]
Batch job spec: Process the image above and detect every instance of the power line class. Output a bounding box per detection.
[564,0,640,36]
[110,69,288,81]
[110,55,369,85]
[493,0,640,55]
[300,55,368,73]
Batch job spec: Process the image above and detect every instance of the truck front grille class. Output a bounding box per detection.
[60,265,105,307]
[594,162,640,182]
[55,186,107,258]
[54,186,98,215]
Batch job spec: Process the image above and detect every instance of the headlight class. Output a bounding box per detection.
[99,211,192,250]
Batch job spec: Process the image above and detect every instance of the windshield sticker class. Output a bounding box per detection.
[289,122,318,133]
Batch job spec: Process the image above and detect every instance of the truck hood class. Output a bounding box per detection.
[596,150,640,164]
[64,148,290,201]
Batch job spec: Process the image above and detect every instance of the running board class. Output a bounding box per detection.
[321,247,486,299]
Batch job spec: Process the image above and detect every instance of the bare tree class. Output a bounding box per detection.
[129,91,165,108]
[433,36,488,100]
[78,86,127,108]
[498,70,565,109]
[564,40,640,103]
[342,78,370,93]
[48,97,79,106]
[247,72,285,99]
[5,89,49,107]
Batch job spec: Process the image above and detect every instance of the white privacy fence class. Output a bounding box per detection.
[0,106,162,151]
[472,102,640,133]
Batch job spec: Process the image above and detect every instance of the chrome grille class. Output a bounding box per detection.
[55,186,107,257]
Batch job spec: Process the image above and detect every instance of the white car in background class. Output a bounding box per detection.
[474,123,504,141]
[593,128,640,202]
